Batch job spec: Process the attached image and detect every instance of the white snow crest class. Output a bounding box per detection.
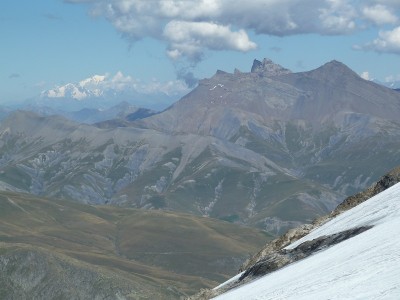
[214,183,400,299]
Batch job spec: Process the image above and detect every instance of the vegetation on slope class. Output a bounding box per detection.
[0,191,271,299]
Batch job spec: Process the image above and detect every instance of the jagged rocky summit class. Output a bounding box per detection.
[250,58,292,76]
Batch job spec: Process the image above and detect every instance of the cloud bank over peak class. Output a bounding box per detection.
[66,0,400,60]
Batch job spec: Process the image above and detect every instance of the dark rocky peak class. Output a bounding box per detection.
[251,58,292,77]
[251,59,263,72]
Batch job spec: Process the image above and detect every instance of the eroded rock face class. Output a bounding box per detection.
[250,58,292,76]
[239,223,314,272]
[239,226,372,281]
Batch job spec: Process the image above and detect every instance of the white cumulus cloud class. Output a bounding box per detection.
[362,4,398,25]
[318,0,357,34]
[371,0,400,8]
[362,26,400,54]
[64,0,363,61]
[164,21,256,61]
[65,0,400,58]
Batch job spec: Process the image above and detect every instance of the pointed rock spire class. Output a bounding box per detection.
[251,58,292,77]
[251,59,263,73]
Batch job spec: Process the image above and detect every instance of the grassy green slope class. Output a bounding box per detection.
[0,191,271,298]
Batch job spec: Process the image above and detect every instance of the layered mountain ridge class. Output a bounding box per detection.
[1,58,400,235]
[20,101,156,124]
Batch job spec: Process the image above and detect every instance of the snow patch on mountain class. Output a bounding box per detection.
[214,182,400,299]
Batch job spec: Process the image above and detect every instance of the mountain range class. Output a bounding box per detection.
[1,58,400,236]
[19,101,156,124]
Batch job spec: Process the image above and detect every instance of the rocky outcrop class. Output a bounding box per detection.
[250,58,292,76]
[239,226,371,282]
[239,223,314,272]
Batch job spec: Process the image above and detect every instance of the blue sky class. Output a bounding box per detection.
[1,0,400,106]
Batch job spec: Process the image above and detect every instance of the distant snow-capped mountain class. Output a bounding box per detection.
[34,72,190,111]
[42,75,105,101]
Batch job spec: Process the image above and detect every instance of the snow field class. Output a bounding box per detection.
[214,183,400,299]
